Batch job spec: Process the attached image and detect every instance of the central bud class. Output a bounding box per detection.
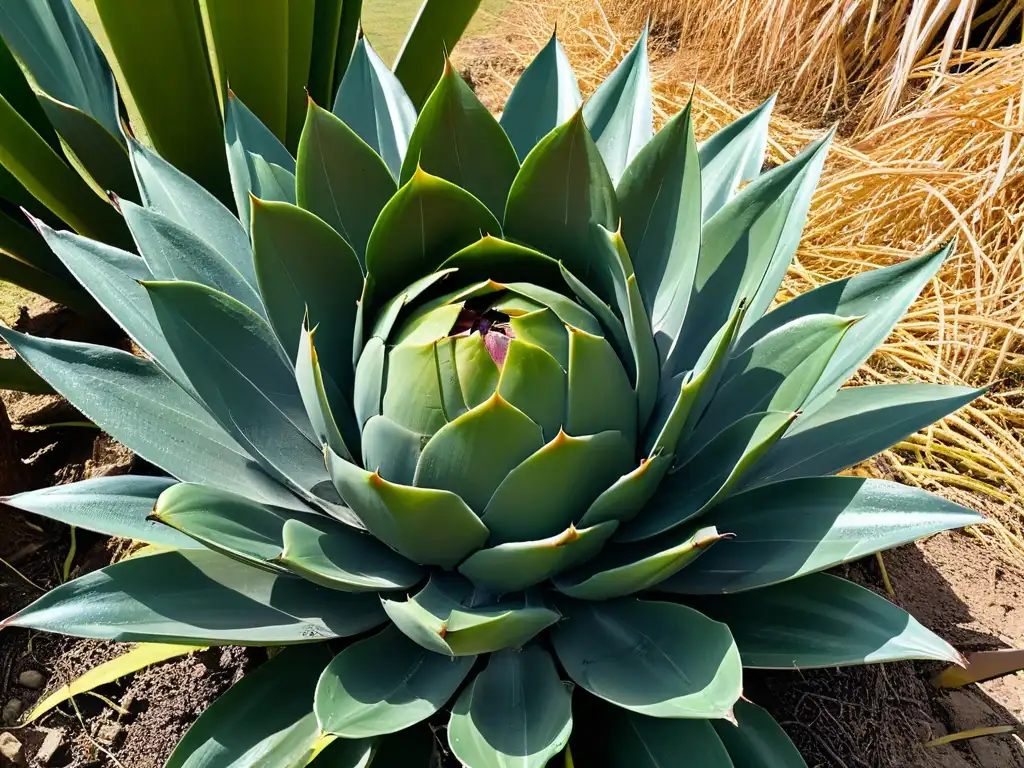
[451,303,514,368]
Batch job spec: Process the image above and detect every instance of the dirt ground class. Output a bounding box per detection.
[1,301,1022,767]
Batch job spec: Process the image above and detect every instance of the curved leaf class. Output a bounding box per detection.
[504,110,618,284]
[315,625,476,738]
[459,521,619,594]
[500,32,581,162]
[333,36,416,179]
[699,94,775,220]
[582,26,652,184]
[295,100,396,263]
[327,448,488,568]
[0,328,305,511]
[482,429,633,544]
[687,572,962,668]
[4,549,385,644]
[578,452,673,528]
[296,321,359,462]
[364,167,500,307]
[381,574,560,657]
[144,280,327,494]
[1,476,192,548]
[746,383,982,487]
[660,476,982,594]
[552,598,742,719]
[449,646,573,768]
[713,700,806,768]
[274,516,423,593]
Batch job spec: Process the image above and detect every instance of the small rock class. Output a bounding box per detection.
[35,729,65,766]
[16,669,45,690]
[94,721,125,749]
[0,732,25,767]
[1,697,23,725]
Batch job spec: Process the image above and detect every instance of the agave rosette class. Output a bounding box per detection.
[0,23,984,768]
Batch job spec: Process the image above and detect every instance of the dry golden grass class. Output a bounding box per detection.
[462,0,1024,560]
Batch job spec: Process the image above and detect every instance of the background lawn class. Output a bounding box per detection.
[362,0,507,64]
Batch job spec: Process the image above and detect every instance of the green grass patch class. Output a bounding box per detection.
[362,0,507,66]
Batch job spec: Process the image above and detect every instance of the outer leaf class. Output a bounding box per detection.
[746,383,982,487]
[571,698,734,768]
[166,646,359,768]
[738,242,952,405]
[273,516,423,593]
[699,94,775,220]
[620,411,796,542]
[504,111,618,286]
[552,598,742,719]
[3,549,384,644]
[333,36,416,179]
[120,198,265,316]
[712,700,807,768]
[660,476,982,594]
[2,476,193,549]
[582,26,652,184]
[225,90,295,231]
[308,0,344,107]
[458,521,619,594]
[144,280,327,494]
[448,646,573,768]
[130,139,255,291]
[382,574,560,657]
[251,198,363,391]
[401,60,519,218]
[578,452,673,528]
[295,100,397,262]
[327,448,488,568]
[92,0,229,200]
[27,643,201,725]
[315,625,476,738]
[331,0,362,95]
[0,89,125,243]
[392,0,484,109]
[0,30,61,150]
[365,167,500,304]
[0,329,306,511]
[553,526,723,601]
[687,573,962,668]
[670,130,834,374]
[500,32,582,161]
[618,102,699,354]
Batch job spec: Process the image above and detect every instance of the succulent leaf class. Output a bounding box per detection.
[660,476,983,594]
[401,59,520,219]
[315,624,476,738]
[500,32,582,162]
[361,414,426,486]
[296,320,359,462]
[712,700,808,767]
[578,452,674,528]
[552,598,742,719]
[333,37,416,179]
[686,572,963,668]
[448,646,574,768]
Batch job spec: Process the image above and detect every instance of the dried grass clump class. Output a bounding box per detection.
[461,0,1024,560]
[602,0,1024,130]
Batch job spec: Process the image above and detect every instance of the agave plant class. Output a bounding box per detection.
[0,13,985,768]
[0,0,481,339]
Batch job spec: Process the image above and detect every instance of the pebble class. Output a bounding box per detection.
[16,669,45,690]
[35,729,65,766]
[0,732,25,767]
[1,698,22,725]
[94,721,125,749]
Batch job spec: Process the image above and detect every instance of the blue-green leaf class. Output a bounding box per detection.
[448,646,573,768]
[4,549,385,644]
[713,700,807,768]
[315,625,476,738]
[333,36,415,179]
[686,573,962,668]
[501,32,581,162]
[1,476,193,549]
[582,26,652,184]
[661,476,983,594]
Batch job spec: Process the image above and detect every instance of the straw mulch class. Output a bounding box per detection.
[460,0,1024,564]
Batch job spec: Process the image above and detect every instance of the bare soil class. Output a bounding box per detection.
[2,323,1023,767]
